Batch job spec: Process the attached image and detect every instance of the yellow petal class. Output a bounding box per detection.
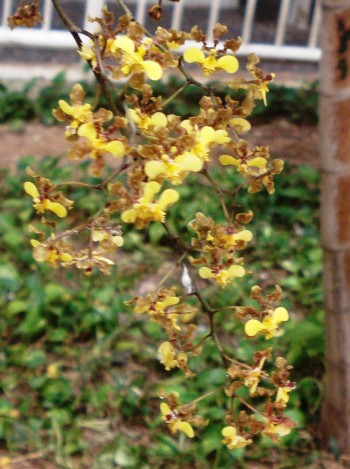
[46,201,68,218]
[158,340,174,356]
[180,119,192,133]
[222,426,237,438]
[160,402,171,416]
[167,41,180,50]
[150,112,167,127]
[143,60,163,81]
[227,265,245,278]
[229,118,251,133]
[30,239,41,247]
[92,230,105,242]
[93,255,115,265]
[245,319,263,337]
[113,235,124,247]
[274,424,291,437]
[213,129,230,144]
[248,157,267,169]
[200,126,215,145]
[159,296,180,309]
[183,47,205,64]
[219,155,240,166]
[104,140,125,158]
[199,267,213,279]
[235,230,253,242]
[24,181,40,199]
[112,35,135,53]
[129,109,140,124]
[273,307,289,323]
[216,55,239,74]
[143,181,161,202]
[78,123,96,141]
[58,100,73,115]
[176,154,203,172]
[158,189,179,209]
[145,161,165,179]
[121,209,137,223]
[60,253,73,262]
[175,420,195,438]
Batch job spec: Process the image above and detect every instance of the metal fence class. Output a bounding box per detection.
[0,0,321,61]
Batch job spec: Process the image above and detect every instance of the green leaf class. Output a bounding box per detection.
[44,284,68,303]
[23,350,47,369]
[0,264,20,291]
[113,447,138,467]
[6,300,27,316]
[148,222,165,245]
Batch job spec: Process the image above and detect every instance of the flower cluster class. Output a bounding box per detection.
[220,139,284,194]
[128,287,200,377]
[160,392,207,438]
[236,285,290,340]
[22,4,295,453]
[189,212,253,287]
[24,168,73,219]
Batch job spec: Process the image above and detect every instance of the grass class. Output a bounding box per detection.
[0,150,324,467]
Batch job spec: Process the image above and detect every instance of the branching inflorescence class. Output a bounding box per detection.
[16,0,296,450]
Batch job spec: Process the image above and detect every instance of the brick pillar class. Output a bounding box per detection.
[320,0,350,453]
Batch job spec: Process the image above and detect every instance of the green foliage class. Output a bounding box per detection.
[0,156,323,466]
[0,73,319,126]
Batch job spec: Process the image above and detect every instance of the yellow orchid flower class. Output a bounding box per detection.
[145,153,203,185]
[121,181,179,228]
[199,264,245,288]
[30,239,73,267]
[91,229,124,247]
[245,307,289,339]
[135,295,180,315]
[219,154,267,171]
[254,73,276,105]
[158,341,188,371]
[222,426,252,449]
[244,357,266,395]
[77,123,125,159]
[77,42,97,68]
[229,117,251,134]
[58,99,92,126]
[129,109,167,132]
[217,228,253,249]
[183,47,239,76]
[110,35,163,81]
[275,386,293,407]
[160,402,195,438]
[24,182,68,218]
[180,123,230,162]
[263,421,292,438]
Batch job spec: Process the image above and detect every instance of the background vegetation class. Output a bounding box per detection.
[0,72,319,126]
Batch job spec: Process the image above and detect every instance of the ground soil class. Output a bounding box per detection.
[0,117,319,172]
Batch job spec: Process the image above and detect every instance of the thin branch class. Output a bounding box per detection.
[155,250,189,292]
[201,168,231,223]
[101,162,130,186]
[161,81,188,109]
[51,0,81,34]
[209,313,229,368]
[234,395,264,416]
[178,59,219,110]
[54,182,102,191]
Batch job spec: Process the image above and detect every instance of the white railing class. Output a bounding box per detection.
[0,0,321,61]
